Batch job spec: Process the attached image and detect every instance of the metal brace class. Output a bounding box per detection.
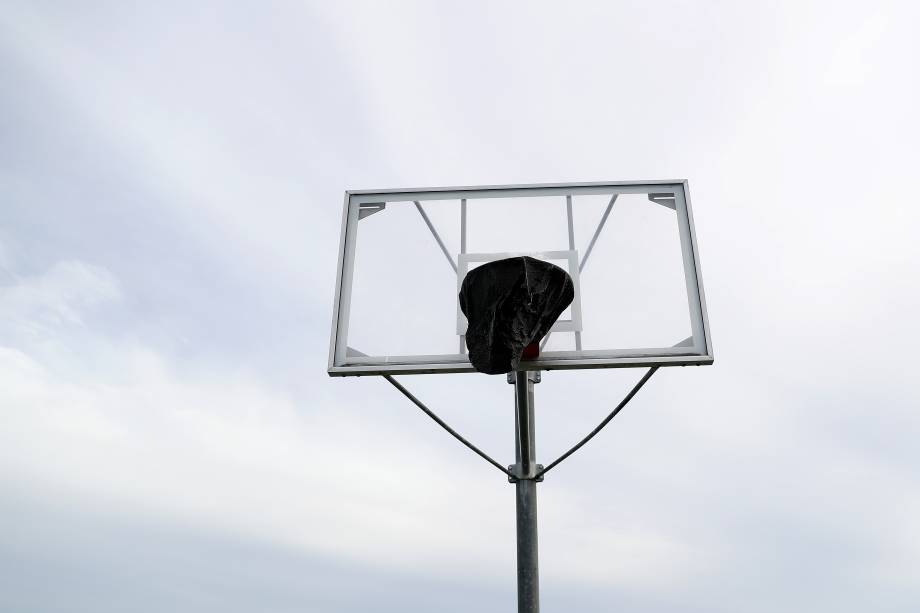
[507,371,541,384]
[508,464,544,484]
[358,202,386,219]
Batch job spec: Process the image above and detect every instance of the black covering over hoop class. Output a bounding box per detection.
[459,256,574,374]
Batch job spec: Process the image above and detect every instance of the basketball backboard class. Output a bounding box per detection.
[328,180,712,376]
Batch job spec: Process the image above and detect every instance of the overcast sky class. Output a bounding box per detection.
[2,1,920,611]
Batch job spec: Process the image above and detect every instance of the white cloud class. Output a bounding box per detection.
[823,12,891,87]
[0,4,346,295]
[0,259,121,336]
[0,260,713,592]
[1,339,717,589]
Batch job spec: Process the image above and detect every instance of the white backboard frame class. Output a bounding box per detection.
[328,180,713,376]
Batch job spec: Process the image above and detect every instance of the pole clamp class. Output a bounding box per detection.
[507,371,541,384]
[507,464,544,483]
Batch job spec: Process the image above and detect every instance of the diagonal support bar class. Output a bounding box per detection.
[414,201,458,273]
[383,375,513,478]
[535,366,658,479]
[579,194,618,273]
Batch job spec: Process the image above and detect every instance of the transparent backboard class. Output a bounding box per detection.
[328,181,712,376]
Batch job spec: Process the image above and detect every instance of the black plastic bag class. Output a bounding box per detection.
[459,256,574,374]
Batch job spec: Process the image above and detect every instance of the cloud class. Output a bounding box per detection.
[0,259,710,595]
[0,340,709,590]
[0,258,509,581]
[0,259,121,336]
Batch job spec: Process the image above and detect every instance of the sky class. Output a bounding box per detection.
[1,1,919,611]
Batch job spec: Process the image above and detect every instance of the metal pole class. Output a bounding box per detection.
[514,370,539,613]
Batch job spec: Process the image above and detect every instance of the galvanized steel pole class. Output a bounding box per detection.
[514,371,539,613]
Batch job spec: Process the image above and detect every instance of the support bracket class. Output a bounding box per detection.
[507,371,541,384]
[358,202,386,219]
[508,464,545,484]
